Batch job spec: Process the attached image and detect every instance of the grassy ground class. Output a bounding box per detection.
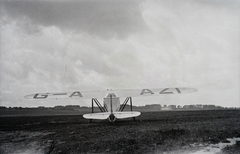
[0,110,240,154]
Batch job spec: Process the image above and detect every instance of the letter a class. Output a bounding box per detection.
[69,91,83,98]
[140,89,154,95]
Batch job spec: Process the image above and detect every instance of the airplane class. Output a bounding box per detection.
[25,87,197,123]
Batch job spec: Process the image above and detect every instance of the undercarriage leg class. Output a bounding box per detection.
[130,97,135,121]
[90,98,94,123]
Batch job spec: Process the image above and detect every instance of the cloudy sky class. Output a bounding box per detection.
[0,0,239,107]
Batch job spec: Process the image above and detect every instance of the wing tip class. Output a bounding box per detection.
[24,94,34,99]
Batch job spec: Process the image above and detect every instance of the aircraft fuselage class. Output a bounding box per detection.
[103,93,120,122]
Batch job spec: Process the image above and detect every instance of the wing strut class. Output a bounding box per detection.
[90,98,108,123]
[119,97,130,111]
[118,97,135,121]
[92,98,107,112]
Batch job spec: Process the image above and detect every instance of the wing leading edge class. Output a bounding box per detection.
[24,87,197,99]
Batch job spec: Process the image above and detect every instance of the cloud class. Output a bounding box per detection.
[0,0,239,107]
[1,0,146,39]
[0,15,146,106]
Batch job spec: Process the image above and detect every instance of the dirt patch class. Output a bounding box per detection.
[0,110,240,154]
[0,131,54,154]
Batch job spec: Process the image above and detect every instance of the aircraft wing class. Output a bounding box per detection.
[24,90,106,99]
[24,87,197,99]
[114,87,197,97]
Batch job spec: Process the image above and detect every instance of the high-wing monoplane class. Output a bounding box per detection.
[25,87,197,122]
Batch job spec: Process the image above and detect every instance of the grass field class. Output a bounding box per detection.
[0,110,240,154]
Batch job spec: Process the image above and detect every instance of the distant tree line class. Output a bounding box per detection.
[0,104,239,111]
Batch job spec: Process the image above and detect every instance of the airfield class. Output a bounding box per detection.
[0,110,240,154]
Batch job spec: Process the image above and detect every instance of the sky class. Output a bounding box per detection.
[0,0,239,107]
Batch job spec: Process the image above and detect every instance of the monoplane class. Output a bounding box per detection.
[25,87,197,122]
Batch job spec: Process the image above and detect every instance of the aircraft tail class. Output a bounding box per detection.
[83,111,141,120]
[113,111,141,119]
[83,112,110,120]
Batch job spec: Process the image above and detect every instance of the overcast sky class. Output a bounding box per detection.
[0,0,239,107]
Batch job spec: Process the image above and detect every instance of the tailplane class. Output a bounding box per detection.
[113,111,141,119]
[83,112,110,120]
[83,111,141,121]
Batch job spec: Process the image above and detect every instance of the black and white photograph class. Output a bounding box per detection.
[0,0,239,153]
